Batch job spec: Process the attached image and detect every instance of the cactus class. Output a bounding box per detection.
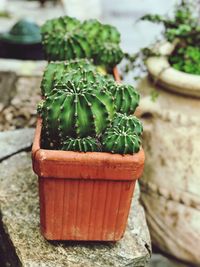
[94,43,124,68]
[109,83,140,114]
[41,16,124,67]
[81,19,120,44]
[40,80,115,146]
[113,113,143,136]
[61,136,101,152]
[41,16,90,61]
[102,126,141,154]
[41,59,96,96]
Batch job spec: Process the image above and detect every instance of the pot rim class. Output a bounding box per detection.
[146,41,200,97]
[32,117,144,181]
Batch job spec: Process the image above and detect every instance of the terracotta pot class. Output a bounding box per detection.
[31,68,144,241]
[146,41,200,97]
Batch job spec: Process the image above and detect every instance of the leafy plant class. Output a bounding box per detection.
[124,0,200,77]
[169,45,200,74]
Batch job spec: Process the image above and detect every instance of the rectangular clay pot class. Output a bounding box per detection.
[31,68,145,241]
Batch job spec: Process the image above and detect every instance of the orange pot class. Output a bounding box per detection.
[31,68,145,241]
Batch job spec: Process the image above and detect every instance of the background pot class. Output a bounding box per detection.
[146,41,200,97]
[137,67,200,264]
[32,118,144,241]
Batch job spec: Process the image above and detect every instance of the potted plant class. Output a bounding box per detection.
[32,16,145,241]
[0,19,44,60]
[123,0,200,264]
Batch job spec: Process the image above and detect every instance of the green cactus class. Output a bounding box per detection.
[109,83,140,114]
[94,43,124,68]
[41,59,96,96]
[41,17,91,61]
[41,16,124,67]
[41,16,81,35]
[113,113,143,136]
[81,19,120,43]
[102,126,141,154]
[40,80,115,146]
[61,136,101,152]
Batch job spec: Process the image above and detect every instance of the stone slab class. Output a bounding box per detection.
[0,128,34,161]
[148,254,189,267]
[0,151,151,267]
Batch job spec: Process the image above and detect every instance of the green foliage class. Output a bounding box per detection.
[169,45,200,75]
[124,0,200,77]
[61,136,101,152]
[102,126,141,154]
[41,16,124,68]
[140,0,200,44]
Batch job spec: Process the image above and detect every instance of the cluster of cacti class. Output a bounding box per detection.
[39,16,143,154]
[39,57,142,154]
[41,16,124,68]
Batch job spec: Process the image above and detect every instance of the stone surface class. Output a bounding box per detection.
[0,128,34,160]
[148,254,189,267]
[0,150,151,267]
[0,71,17,106]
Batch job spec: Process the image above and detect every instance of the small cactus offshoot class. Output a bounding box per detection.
[61,136,101,152]
[93,43,124,68]
[109,83,140,114]
[113,113,143,136]
[102,126,141,154]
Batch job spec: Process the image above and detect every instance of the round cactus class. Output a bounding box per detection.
[41,16,81,35]
[41,17,90,61]
[41,16,124,67]
[109,83,140,114]
[113,113,143,136]
[61,136,101,152]
[40,81,115,144]
[94,43,124,68]
[55,68,114,90]
[81,19,120,43]
[41,59,96,96]
[102,126,141,154]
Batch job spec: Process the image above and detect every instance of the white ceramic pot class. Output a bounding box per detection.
[137,49,200,264]
[146,41,200,97]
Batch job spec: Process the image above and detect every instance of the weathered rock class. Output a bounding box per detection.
[0,128,34,160]
[0,151,151,267]
[148,254,189,267]
[0,71,17,107]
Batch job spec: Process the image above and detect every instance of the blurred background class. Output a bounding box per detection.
[0,1,199,267]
